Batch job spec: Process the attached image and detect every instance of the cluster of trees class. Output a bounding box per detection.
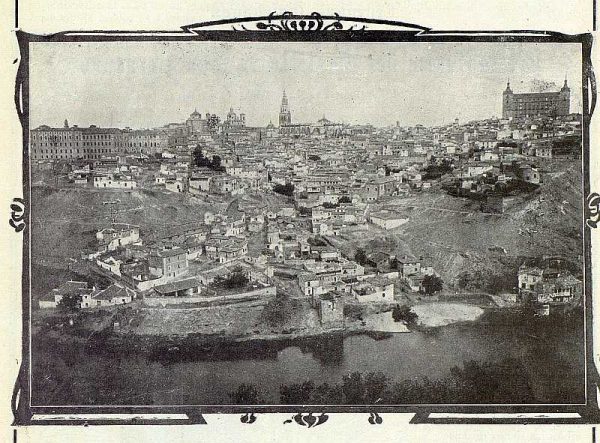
[57,293,82,313]
[354,248,376,268]
[423,158,454,180]
[213,268,249,290]
[261,294,295,327]
[457,269,514,294]
[192,146,225,171]
[273,182,295,197]
[228,358,537,404]
[321,196,352,209]
[229,383,265,404]
[421,274,444,295]
[391,304,418,324]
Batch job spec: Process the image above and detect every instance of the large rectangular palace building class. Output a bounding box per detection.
[502,80,570,119]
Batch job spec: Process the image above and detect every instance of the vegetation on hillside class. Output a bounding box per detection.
[273,182,295,197]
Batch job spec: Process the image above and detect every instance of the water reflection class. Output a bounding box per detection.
[32,310,585,405]
[296,334,345,366]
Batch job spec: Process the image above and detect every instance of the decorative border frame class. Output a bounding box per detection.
[10,11,599,426]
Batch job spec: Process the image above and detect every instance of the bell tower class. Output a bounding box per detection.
[502,80,514,119]
[279,90,292,127]
[559,77,570,116]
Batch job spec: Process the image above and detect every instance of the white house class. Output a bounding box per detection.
[96,224,141,251]
[93,174,137,189]
[369,210,409,230]
[82,284,135,308]
[352,277,395,303]
[165,179,185,193]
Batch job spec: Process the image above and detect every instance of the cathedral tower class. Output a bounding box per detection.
[502,80,514,119]
[279,90,292,127]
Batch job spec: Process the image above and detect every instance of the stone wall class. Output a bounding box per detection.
[142,285,276,307]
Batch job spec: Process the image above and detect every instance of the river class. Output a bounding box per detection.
[32,309,585,406]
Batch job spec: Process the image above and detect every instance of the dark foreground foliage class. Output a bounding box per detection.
[230,357,538,405]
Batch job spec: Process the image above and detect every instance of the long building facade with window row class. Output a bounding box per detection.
[30,122,170,161]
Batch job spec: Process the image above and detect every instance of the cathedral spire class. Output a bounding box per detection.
[279,90,291,126]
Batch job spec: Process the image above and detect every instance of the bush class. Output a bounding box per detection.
[273,358,537,405]
[391,304,418,324]
[422,275,443,295]
[229,383,264,404]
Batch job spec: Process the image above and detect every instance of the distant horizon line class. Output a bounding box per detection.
[33,111,584,132]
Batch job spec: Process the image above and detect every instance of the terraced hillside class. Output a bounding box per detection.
[30,186,226,266]
[335,160,583,290]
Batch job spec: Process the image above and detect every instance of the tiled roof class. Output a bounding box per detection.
[152,277,200,294]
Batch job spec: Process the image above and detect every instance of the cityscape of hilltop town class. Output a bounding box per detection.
[29,77,585,405]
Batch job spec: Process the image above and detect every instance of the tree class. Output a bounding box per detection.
[214,269,248,290]
[354,248,368,266]
[422,275,443,294]
[192,146,211,168]
[310,383,343,404]
[273,183,295,197]
[338,196,352,204]
[422,274,443,295]
[229,383,264,404]
[322,202,338,209]
[423,159,453,180]
[211,155,225,171]
[342,372,365,404]
[308,154,321,161]
[280,381,315,404]
[57,293,81,313]
[363,372,388,404]
[192,146,203,167]
[262,294,292,327]
[392,304,418,324]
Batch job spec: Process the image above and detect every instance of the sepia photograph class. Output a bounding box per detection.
[26,36,587,410]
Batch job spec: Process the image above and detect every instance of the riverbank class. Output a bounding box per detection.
[32,295,498,354]
[412,302,485,327]
[31,305,586,406]
[31,298,498,366]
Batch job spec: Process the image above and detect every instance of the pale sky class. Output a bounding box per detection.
[29,41,583,129]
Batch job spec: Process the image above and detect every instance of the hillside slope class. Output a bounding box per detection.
[340,160,583,289]
[30,186,226,265]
